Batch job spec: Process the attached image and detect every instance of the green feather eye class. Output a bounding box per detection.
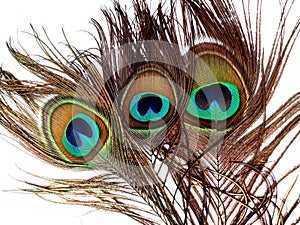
[187,82,240,121]
[43,98,110,164]
[121,64,177,131]
[186,43,249,129]
[129,92,170,123]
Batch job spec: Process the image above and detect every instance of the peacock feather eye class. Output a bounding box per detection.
[121,63,177,131]
[187,82,240,121]
[43,98,110,164]
[129,92,170,123]
[186,43,249,130]
[62,113,100,158]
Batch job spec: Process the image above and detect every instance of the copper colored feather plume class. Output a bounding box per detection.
[0,0,300,224]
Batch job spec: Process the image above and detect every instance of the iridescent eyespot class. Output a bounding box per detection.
[129,92,170,123]
[186,43,249,130]
[121,63,177,131]
[43,98,110,164]
[187,82,240,121]
[62,113,100,158]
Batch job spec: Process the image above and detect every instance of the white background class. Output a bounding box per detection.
[0,0,299,224]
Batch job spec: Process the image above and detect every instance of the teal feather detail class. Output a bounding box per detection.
[129,92,170,123]
[187,82,240,121]
[62,113,100,158]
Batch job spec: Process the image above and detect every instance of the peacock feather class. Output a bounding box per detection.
[0,0,300,224]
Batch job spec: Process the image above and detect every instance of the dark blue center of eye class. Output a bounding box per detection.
[195,83,232,111]
[66,118,93,147]
[137,94,163,116]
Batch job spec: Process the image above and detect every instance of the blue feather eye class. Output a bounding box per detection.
[121,64,177,131]
[62,113,100,158]
[129,92,170,123]
[187,82,240,121]
[186,43,249,129]
[43,98,110,164]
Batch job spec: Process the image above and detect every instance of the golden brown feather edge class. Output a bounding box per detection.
[0,0,300,224]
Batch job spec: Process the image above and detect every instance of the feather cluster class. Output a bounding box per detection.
[0,0,300,224]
